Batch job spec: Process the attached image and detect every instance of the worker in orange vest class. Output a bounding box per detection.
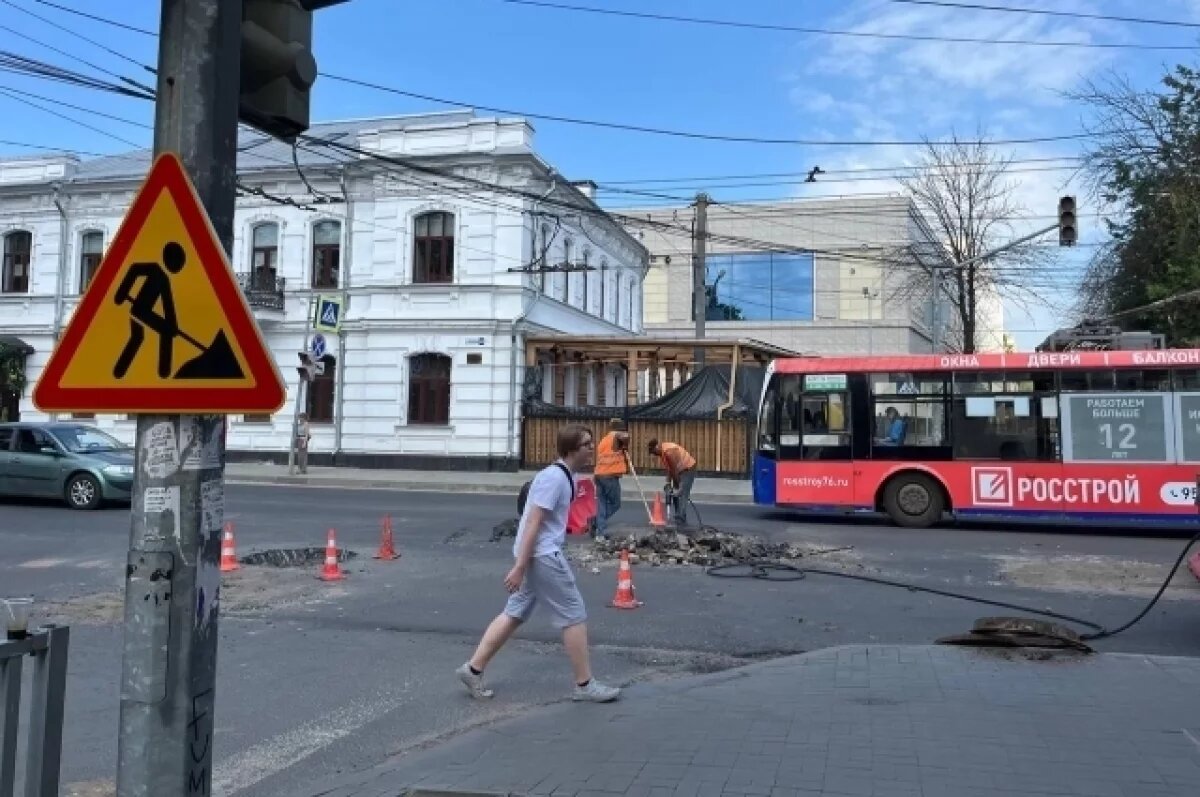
[648,439,697,526]
[593,418,630,539]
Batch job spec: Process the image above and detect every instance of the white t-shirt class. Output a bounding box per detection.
[512,460,574,559]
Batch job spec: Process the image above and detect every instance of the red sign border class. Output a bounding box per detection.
[33,153,286,413]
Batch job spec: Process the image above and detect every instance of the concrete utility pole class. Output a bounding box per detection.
[692,192,709,367]
[115,1,241,794]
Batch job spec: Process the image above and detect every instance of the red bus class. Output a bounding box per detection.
[752,350,1200,528]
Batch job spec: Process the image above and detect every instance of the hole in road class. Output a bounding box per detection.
[239,548,359,568]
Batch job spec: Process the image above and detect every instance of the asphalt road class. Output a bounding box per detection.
[2,484,1199,797]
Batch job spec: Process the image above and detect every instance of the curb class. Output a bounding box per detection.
[223,475,755,504]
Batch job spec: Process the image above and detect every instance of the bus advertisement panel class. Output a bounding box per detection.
[756,350,1200,527]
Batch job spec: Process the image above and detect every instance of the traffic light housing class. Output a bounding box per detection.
[297,351,317,381]
[1058,195,1077,247]
[240,0,318,139]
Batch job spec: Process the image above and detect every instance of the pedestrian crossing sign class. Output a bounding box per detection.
[314,295,342,333]
[32,153,286,414]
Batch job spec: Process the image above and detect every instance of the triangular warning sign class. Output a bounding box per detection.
[34,153,286,414]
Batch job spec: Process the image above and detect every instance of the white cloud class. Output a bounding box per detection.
[778,0,1148,347]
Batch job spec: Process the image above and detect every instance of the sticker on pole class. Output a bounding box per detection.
[33,153,286,414]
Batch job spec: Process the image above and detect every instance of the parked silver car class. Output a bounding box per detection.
[0,422,134,509]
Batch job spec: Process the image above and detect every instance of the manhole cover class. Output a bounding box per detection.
[239,548,358,568]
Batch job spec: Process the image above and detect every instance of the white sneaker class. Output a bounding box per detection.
[573,680,620,702]
[456,662,494,699]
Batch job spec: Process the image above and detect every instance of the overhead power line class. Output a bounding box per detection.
[886,0,1200,29]
[321,73,1090,147]
[31,0,157,36]
[495,0,1197,50]
[0,0,154,74]
[598,156,1084,185]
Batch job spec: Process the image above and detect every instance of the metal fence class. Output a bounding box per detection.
[1,626,69,797]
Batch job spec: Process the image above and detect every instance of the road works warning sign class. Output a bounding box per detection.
[33,153,285,413]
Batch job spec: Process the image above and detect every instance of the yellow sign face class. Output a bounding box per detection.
[33,153,286,413]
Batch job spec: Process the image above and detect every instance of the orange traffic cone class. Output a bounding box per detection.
[373,515,400,561]
[649,492,667,529]
[318,528,345,582]
[219,523,239,572]
[608,549,643,610]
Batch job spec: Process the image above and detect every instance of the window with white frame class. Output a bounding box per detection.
[251,222,279,289]
[2,230,31,294]
[79,230,103,292]
[311,220,341,289]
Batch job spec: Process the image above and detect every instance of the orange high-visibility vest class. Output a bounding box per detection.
[659,443,696,479]
[594,432,629,477]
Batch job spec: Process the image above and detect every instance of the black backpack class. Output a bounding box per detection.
[516,463,573,517]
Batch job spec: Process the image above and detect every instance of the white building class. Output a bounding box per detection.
[625,196,960,354]
[0,112,648,470]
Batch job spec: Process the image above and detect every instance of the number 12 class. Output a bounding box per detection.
[1100,423,1136,450]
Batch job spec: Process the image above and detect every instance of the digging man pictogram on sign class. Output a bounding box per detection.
[112,241,245,381]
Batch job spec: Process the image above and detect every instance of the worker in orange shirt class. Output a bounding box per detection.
[648,438,697,527]
[593,418,630,539]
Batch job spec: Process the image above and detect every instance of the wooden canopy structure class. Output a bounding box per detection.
[521,336,799,476]
[525,335,797,407]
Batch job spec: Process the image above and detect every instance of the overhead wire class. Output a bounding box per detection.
[885,0,1200,29]
[493,0,1199,50]
[0,0,155,76]
[319,73,1093,147]
[30,0,157,36]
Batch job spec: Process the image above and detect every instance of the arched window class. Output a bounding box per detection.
[561,238,573,302]
[537,224,551,292]
[251,223,279,289]
[626,277,635,330]
[2,230,31,294]
[306,354,336,424]
[413,211,454,283]
[580,249,590,311]
[311,220,341,289]
[79,230,104,292]
[599,259,607,320]
[408,353,451,425]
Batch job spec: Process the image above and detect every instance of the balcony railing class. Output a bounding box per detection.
[237,271,286,311]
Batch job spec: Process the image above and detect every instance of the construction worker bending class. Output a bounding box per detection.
[648,438,697,527]
[593,418,630,540]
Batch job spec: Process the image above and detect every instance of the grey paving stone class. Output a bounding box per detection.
[302,646,1200,797]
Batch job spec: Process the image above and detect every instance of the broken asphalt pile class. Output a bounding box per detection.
[491,517,853,568]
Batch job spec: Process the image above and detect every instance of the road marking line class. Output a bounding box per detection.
[18,557,67,569]
[211,689,410,795]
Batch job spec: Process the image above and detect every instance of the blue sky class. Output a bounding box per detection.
[2,0,1197,349]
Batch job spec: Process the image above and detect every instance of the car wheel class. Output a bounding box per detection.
[882,473,944,528]
[66,473,102,510]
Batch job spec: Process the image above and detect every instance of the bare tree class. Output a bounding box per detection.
[896,134,1051,353]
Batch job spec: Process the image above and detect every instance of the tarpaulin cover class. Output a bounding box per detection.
[524,365,766,421]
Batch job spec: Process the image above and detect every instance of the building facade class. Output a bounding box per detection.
[627,195,960,355]
[0,112,648,470]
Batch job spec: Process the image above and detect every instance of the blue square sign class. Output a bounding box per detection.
[314,295,342,333]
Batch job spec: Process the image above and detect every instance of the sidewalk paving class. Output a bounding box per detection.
[302,645,1200,797]
[224,463,753,504]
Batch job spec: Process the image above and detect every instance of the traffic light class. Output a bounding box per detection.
[1058,195,1077,247]
[297,351,317,381]
[240,0,324,139]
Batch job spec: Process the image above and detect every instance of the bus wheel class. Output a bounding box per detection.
[882,473,944,528]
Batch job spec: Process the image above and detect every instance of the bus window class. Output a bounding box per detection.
[1060,370,1115,392]
[1115,369,1171,391]
[756,376,780,457]
[870,372,948,450]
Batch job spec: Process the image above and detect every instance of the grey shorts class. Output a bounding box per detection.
[504,551,587,629]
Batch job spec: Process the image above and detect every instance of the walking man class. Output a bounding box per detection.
[113,242,186,379]
[593,418,630,539]
[458,424,621,703]
[648,438,697,526]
